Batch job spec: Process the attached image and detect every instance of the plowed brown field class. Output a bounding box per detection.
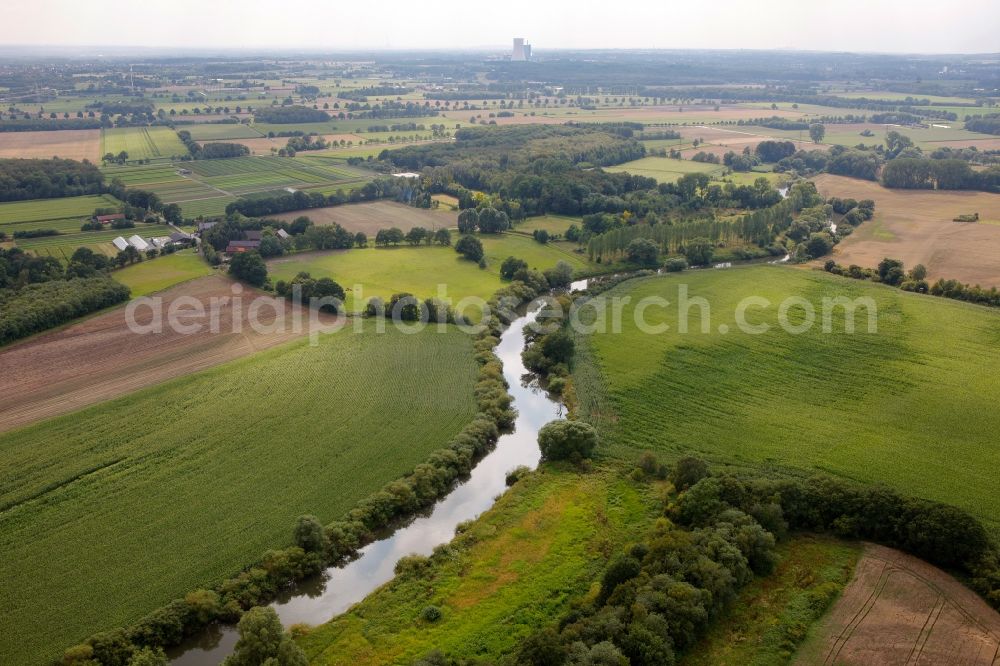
[0,275,327,432]
[795,543,1000,665]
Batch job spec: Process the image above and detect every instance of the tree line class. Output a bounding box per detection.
[824,257,1000,308]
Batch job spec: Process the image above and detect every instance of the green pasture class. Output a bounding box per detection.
[112,250,214,296]
[0,324,479,665]
[605,156,726,182]
[268,233,591,312]
[513,214,581,236]
[573,266,1000,533]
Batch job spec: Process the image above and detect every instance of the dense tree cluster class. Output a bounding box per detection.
[274,271,345,311]
[754,140,797,163]
[0,276,130,345]
[0,158,104,201]
[227,251,267,287]
[515,465,779,665]
[252,106,331,124]
[965,114,1000,135]
[586,180,820,262]
[776,146,881,180]
[882,158,1000,192]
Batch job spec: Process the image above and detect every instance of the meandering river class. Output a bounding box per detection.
[169,299,569,664]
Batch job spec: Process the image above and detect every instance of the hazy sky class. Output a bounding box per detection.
[3,0,999,54]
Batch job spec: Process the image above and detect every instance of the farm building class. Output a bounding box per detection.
[128,235,150,251]
[276,229,290,240]
[151,232,194,249]
[392,172,420,179]
[244,230,263,241]
[95,213,125,225]
[112,236,130,252]
[225,240,261,253]
[197,221,218,233]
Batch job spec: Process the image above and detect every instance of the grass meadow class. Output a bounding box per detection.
[268,233,591,311]
[112,250,215,296]
[297,466,661,664]
[513,214,581,236]
[605,156,726,182]
[573,266,1000,533]
[0,324,479,665]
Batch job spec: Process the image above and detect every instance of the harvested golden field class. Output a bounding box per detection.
[0,129,102,161]
[271,200,456,235]
[0,275,326,433]
[814,173,1000,287]
[794,543,1000,665]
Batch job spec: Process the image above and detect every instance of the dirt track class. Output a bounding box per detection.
[795,543,1000,665]
[813,174,1000,288]
[0,276,325,433]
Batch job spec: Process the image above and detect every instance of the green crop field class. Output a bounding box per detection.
[268,233,591,312]
[14,223,161,260]
[100,157,369,220]
[605,156,726,182]
[184,123,264,141]
[0,194,119,226]
[573,266,1000,533]
[101,126,190,161]
[175,195,235,218]
[298,466,660,665]
[0,324,479,665]
[112,250,215,296]
[183,156,367,196]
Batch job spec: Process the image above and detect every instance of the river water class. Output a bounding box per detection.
[169,302,566,665]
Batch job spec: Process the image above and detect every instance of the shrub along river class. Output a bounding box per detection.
[169,297,572,664]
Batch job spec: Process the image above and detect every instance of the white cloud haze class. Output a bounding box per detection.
[2,0,998,53]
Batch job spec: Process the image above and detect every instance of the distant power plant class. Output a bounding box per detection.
[512,38,532,61]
